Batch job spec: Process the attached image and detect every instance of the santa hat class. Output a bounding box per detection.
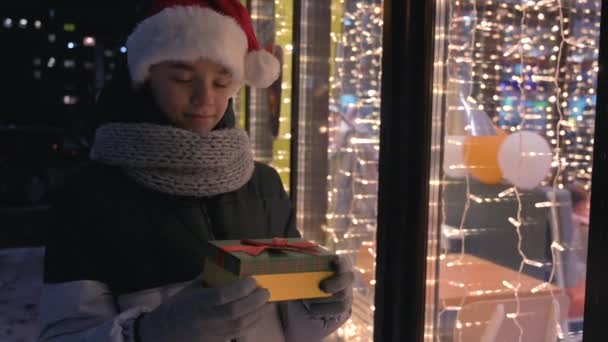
[126,0,280,88]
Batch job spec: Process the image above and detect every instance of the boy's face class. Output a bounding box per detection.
[147,58,237,134]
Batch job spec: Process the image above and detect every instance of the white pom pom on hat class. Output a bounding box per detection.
[126,0,280,88]
[245,49,280,89]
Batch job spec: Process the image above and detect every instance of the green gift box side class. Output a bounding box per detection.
[204,238,336,276]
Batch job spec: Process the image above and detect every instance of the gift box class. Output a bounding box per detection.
[202,238,336,302]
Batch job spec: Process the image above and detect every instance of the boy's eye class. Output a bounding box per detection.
[171,72,193,83]
[173,77,193,83]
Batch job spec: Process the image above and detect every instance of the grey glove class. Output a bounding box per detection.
[137,276,272,342]
[302,256,354,317]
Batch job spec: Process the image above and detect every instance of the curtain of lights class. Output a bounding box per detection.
[324,1,383,341]
[427,0,601,341]
[270,0,294,189]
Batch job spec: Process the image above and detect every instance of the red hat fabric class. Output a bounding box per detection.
[126,0,280,89]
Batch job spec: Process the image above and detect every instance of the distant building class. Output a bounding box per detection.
[0,4,136,206]
[0,5,134,128]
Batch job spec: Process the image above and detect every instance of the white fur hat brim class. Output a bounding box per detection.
[126,6,280,88]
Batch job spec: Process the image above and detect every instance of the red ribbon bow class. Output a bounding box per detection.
[220,238,319,256]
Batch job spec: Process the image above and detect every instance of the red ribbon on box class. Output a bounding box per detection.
[220,238,319,256]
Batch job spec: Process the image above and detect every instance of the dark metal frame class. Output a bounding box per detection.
[289,0,301,203]
[373,0,437,340]
[582,0,608,340]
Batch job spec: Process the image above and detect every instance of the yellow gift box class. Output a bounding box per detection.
[202,238,335,302]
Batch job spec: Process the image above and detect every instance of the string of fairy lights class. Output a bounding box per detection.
[436,0,480,340]
[269,0,294,189]
[324,1,383,340]
[434,0,601,341]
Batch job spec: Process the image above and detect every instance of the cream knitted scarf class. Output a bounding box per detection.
[89,123,254,197]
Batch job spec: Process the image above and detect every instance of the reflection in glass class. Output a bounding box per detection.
[248,0,294,189]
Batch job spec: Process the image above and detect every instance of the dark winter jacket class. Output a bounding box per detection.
[37,161,349,342]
